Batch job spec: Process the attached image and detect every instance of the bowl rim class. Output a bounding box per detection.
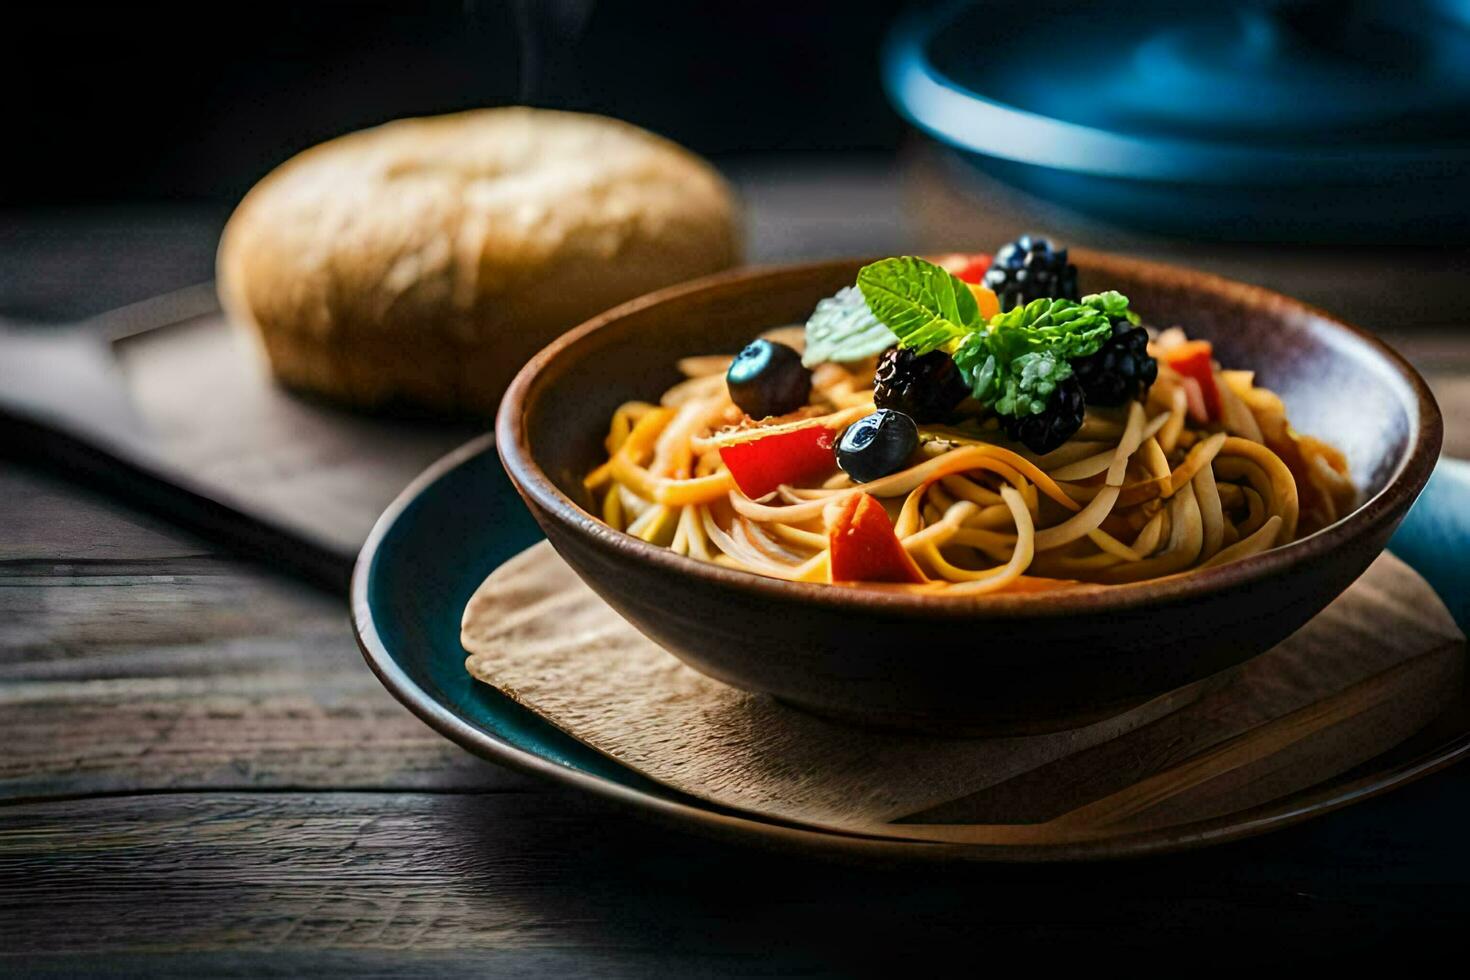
[496,250,1442,619]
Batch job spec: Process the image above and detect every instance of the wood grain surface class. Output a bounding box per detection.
[3,163,1470,973]
[0,468,524,803]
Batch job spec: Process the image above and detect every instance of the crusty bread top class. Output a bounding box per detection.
[218,107,741,349]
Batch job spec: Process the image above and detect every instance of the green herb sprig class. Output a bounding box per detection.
[854,256,1136,419]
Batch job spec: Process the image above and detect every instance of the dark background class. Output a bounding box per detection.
[10,0,1468,327]
[5,0,909,207]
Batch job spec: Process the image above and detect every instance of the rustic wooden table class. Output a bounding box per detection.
[4,157,1469,973]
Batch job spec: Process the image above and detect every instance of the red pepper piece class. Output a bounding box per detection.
[828,493,927,584]
[719,425,836,500]
[1166,340,1222,422]
[953,253,993,284]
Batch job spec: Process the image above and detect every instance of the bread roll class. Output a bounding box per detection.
[219,107,741,416]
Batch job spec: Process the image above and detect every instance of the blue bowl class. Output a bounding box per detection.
[882,1,1470,241]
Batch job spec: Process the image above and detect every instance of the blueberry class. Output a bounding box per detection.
[837,409,920,483]
[726,339,811,419]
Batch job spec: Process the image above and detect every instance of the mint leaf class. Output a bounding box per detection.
[986,297,1114,359]
[856,257,979,355]
[801,287,897,368]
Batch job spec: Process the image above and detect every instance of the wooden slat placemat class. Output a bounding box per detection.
[462,543,1464,844]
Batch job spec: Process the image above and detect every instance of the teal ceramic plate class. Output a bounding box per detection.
[352,438,1470,861]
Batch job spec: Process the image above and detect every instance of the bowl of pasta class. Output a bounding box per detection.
[496,243,1441,734]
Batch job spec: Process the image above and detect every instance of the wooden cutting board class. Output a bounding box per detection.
[0,287,480,590]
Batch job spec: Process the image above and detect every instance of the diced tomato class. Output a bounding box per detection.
[1165,340,1221,422]
[953,253,992,284]
[719,425,836,499]
[828,493,927,585]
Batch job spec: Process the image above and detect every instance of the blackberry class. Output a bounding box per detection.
[873,347,971,423]
[982,235,1080,311]
[1071,320,1158,406]
[1003,375,1085,455]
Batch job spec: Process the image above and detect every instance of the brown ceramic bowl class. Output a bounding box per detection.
[496,252,1441,735]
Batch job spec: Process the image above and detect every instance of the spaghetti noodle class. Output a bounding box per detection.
[582,258,1355,594]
